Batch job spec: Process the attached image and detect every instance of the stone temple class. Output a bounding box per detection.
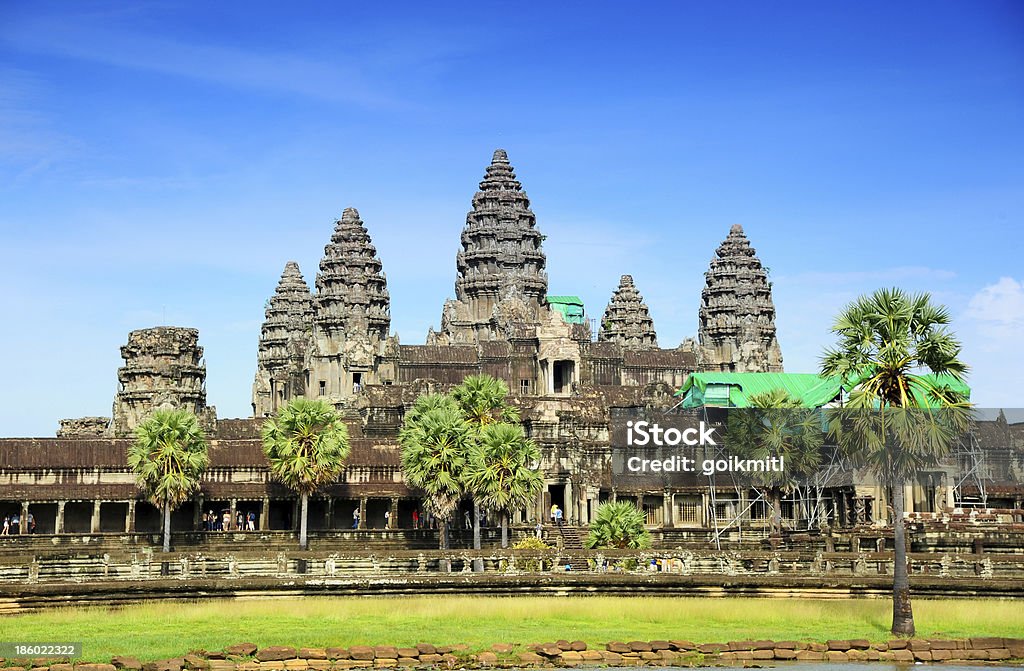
[4,149,1019,539]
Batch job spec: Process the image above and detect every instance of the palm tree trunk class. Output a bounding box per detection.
[501,511,509,549]
[891,479,915,636]
[299,492,309,550]
[439,518,451,573]
[162,500,171,553]
[473,498,481,550]
[772,489,783,537]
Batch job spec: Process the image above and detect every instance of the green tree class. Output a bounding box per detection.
[464,422,544,548]
[398,394,473,552]
[128,409,210,553]
[261,398,351,550]
[451,375,522,552]
[821,288,971,636]
[728,389,824,536]
[585,500,652,550]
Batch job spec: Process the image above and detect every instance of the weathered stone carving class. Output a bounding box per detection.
[111,327,216,437]
[697,225,783,372]
[599,275,658,350]
[253,261,314,417]
[57,416,110,437]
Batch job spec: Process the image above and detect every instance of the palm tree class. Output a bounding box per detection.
[727,389,823,537]
[451,375,521,551]
[585,500,652,550]
[261,398,350,550]
[463,422,544,548]
[821,288,971,636]
[128,409,210,553]
[398,395,473,552]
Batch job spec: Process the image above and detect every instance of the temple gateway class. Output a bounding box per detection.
[2,150,1020,541]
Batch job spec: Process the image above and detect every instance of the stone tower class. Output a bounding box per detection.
[698,225,783,372]
[599,275,658,350]
[253,261,314,417]
[112,327,217,437]
[432,149,549,343]
[308,207,392,400]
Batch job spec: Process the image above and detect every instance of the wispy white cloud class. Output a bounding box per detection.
[963,276,1024,346]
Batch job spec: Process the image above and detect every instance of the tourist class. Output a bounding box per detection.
[1,516,9,535]
[352,507,360,529]
[384,509,391,529]
[28,513,35,534]
[550,503,557,523]
[463,511,471,530]
[554,505,563,527]
[236,511,244,530]
[222,511,230,531]
[207,510,216,531]
[11,514,19,534]
[412,509,419,529]
[534,520,543,539]
[247,511,255,531]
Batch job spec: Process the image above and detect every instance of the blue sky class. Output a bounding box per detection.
[2,1,1022,436]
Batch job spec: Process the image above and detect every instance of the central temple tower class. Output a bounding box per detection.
[431,149,549,344]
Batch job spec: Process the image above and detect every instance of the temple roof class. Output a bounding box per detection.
[599,274,658,350]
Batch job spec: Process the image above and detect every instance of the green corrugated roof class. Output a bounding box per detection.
[548,295,586,324]
[676,372,970,409]
[547,295,583,305]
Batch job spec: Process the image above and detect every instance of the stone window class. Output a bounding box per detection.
[520,379,530,395]
[319,380,326,396]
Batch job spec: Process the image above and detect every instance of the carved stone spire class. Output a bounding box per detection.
[434,149,548,343]
[599,275,658,350]
[698,225,783,372]
[253,261,313,416]
[314,207,391,343]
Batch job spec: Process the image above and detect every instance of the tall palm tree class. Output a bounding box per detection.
[728,389,824,536]
[398,394,473,552]
[451,375,521,551]
[585,500,651,550]
[128,409,210,553]
[821,288,971,636]
[261,398,350,550]
[464,422,544,548]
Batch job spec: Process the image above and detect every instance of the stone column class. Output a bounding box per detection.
[229,499,237,531]
[193,497,202,530]
[700,492,709,528]
[21,502,30,535]
[260,497,270,531]
[325,497,334,530]
[389,498,398,529]
[358,497,367,530]
[610,487,617,504]
[56,501,65,534]
[663,490,674,528]
[126,500,136,533]
[564,482,573,524]
[91,500,101,533]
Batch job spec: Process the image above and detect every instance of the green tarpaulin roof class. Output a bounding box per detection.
[676,372,969,409]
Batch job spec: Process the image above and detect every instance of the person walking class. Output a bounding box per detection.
[553,505,563,528]
[534,520,543,539]
[247,510,256,531]
[352,507,360,529]
[1,516,9,535]
[384,509,391,529]
[412,509,420,530]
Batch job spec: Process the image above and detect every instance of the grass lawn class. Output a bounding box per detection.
[0,596,1021,662]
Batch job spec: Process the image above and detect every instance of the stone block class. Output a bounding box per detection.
[807,643,827,653]
[989,649,1012,661]
[112,657,143,670]
[153,659,185,671]
[306,662,330,671]
[669,640,696,651]
[794,651,824,661]
[282,662,307,671]
[774,649,796,660]
[908,639,931,651]
[846,650,866,661]
[878,651,895,661]
[184,655,209,670]
[638,652,659,661]
[892,649,914,662]
[751,650,774,660]
[848,639,870,650]
[928,640,956,650]
[626,641,651,653]
[718,652,736,661]
[697,643,725,654]
[569,641,586,652]
[599,652,623,664]
[256,649,296,663]
[605,643,630,654]
[394,660,417,667]
[236,664,260,671]
[324,651,347,662]
[968,650,990,660]
[347,649,374,662]
[371,660,396,668]
[752,640,775,651]
[332,662,369,670]
[825,651,847,662]
[648,640,669,652]
[516,653,543,664]
[555,640,572,652]
[870,642,888,651]
[864,649,880,661]
[912,651,932,662]
[887,640,907,650]
[773,641,797,650]
[579,651,603,662]
[370,650,396,662]
[931,649,952,661]
[415,656,440,665]
[728,641,754,652]
[393,651,417,661]
[76,665,116,671]
[970,637,1004,650]
[299,651,327,661]
[474,652,498,665]
[414,645,435,657]
[826,640,851,651]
